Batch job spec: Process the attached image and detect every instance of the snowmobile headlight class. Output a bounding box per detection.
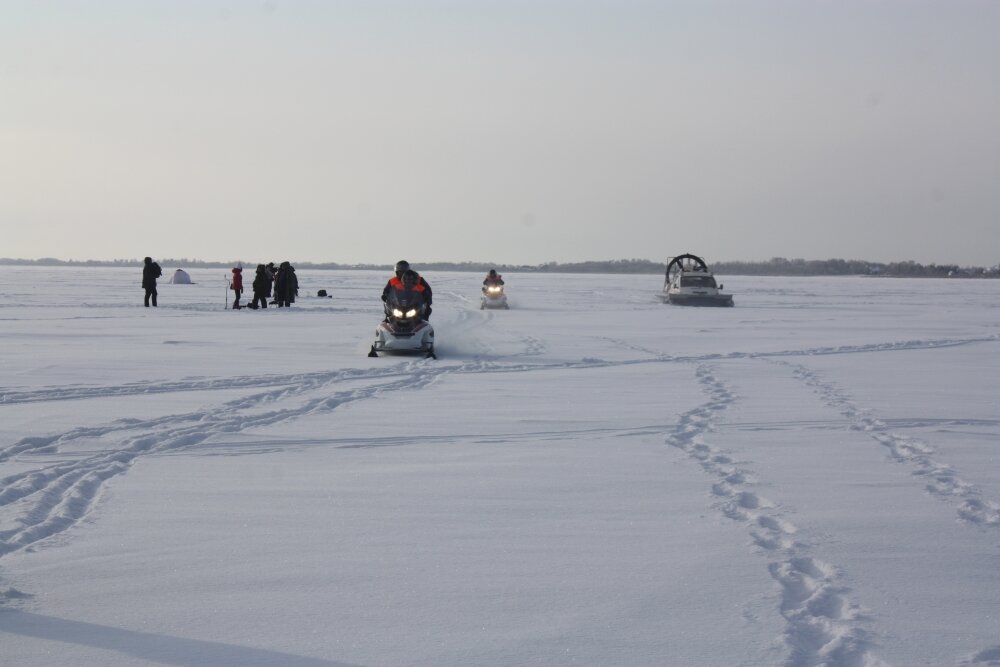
[487,286,501,293]
[404,308,418,318]
[392,308,404,317]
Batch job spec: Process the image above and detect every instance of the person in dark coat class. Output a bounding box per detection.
[230,264,244,309]
[274,261,298,307]
[249,264,271,309]
[142,256,162,307]
[482,269,504,290]
[395,269,429,314]
[265,262,278,304]
[382,260,433,320]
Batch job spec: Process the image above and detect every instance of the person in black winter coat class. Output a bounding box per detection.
[274,261,298,307]
[249,264,272,309]
[142,257,162,307]
[265,262,277,304]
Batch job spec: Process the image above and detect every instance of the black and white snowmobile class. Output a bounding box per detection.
[368,288,436,358]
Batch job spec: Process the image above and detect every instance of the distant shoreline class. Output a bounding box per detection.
[2,257,997,278]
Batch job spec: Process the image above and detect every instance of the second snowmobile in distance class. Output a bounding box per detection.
[481,284,509,309]
[480,269,509,310]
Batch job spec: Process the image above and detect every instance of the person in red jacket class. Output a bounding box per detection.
[382,260,433,320]
[231,264,244,310]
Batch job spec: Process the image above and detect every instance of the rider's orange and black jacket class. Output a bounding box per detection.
[382,275,432,303]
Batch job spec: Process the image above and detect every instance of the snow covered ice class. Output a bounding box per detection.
[1,266,999,667]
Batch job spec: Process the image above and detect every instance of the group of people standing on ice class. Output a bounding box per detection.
[230,261,298,310]
[144,256,501,318]
[142,258,297,309]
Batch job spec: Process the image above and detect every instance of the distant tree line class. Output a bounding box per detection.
[712,257,999,278]
[2,256,997,277]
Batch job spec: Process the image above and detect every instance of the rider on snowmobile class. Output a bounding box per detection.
[383,269,429,321]
[383,260,433,320]
[398,270,426,299]
[482,269,504,291]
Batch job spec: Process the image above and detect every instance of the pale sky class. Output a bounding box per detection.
[2,0,998,266]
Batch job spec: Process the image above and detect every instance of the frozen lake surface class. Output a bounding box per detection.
[1,266,999,666]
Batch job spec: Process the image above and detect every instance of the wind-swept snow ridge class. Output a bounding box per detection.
[4,333,996,560]
[0,362,446,557]
[0,367,408,407]
[666,364,887,667]
[782,361,1000,528]
[0,354,638,558]
[0,365,416,462]
[1,334,993,407]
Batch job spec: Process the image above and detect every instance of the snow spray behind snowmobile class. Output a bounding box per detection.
[368,288,436,358]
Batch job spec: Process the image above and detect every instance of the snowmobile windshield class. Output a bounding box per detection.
[387,288,425,311]
[680,275,717,288]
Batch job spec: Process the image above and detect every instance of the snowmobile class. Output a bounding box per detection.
[480,283,509,310]
[661,254,734,307]
[368,288,436,358]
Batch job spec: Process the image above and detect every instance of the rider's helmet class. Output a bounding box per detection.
[401,269,418,288]
[395,260,410,276]
[488,269,497,278]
